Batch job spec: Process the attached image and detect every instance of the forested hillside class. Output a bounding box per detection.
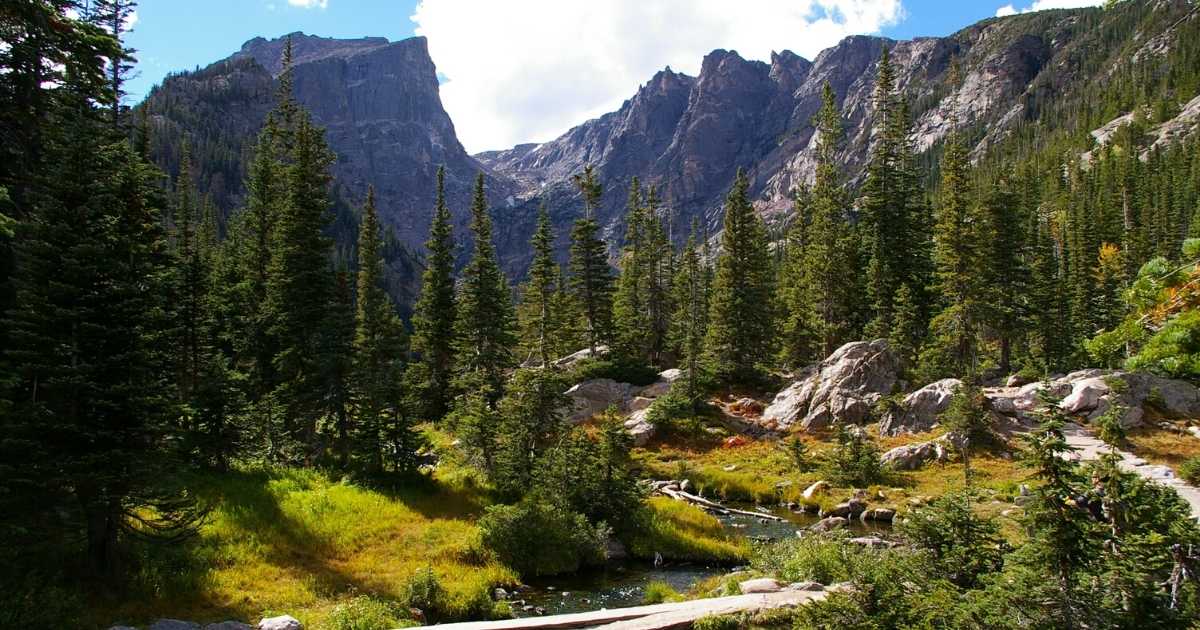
[3,1,1200,629]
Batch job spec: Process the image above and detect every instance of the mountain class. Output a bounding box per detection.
[139,32,516,310]
[480,0,1200,265]
[141,1,1200,293]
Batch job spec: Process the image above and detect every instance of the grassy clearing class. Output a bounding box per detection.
[1124,424,1200,474]
[94,456,516,629]
[624,498,750,564]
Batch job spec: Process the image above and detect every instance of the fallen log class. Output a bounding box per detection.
[656,485,786,522]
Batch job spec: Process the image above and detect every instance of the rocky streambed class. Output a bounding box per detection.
[510,501,890,617]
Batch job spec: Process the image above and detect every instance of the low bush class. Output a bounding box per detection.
[641,580,683,604]
[325,595,410,630]
[692,614,740,630]
[478,498,608,576]
[1181,456,1200,485]
[400,566,447,621]
[819,426,883,487]
[624,497,749,564]
[570,358,660,387]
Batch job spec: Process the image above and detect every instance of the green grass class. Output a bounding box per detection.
[94,460,516,629]
[625,498,750,564]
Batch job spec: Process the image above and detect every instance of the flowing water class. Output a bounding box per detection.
[511,502,890,617]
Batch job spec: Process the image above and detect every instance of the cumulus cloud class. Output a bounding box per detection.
[995,0,1103,18]
[287,0,328,9]
[411,0,903,153]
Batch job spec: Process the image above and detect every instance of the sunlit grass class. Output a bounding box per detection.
[1125,424,1200,474]
[93,432,516,629]
[625,498,750,564]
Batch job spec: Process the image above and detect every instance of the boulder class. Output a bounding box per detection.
[821,499,867,519]
[788,581,825,592]
[802,480,830,500]
[809,516,848,533]
[605,539,629,561]
[879,378,963,436]
[986,370,1200,429]
[762,340,900,431]
[624,409,655,446]
[257,616,303,630]
[638,369,682,398]
[738,578,783,594]
[564,378,634,424]
[150,621,200,630]
[881,438,951,471]
[553,345,609,369]
[861,507,896,523]
[1006,374,1034,387]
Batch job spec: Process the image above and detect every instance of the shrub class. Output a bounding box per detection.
[641,580,682,604]
[1181,456,1200,485]
[780,435,811,473]
[897,490,1005,588]
[692,614,740,630]
[571,358,660,386]
[478,498,608,576]
[1093,401,1127,449]
[325,595,408,630]
[400,566,447,621]
[820,426,883,487]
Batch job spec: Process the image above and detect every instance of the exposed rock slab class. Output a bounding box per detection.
[761,340,899,431]
[879,378,963,436]
[985,370,1200,429]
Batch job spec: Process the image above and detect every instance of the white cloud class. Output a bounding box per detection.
[995,0,1103,18]
[287,0,328,9]
[411,0,903,153]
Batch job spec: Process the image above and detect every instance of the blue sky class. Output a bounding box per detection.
[126,0,1101,152]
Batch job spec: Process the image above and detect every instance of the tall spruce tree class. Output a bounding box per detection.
[518,202,559,367]
[789,83,859,360]
[920,67,982,381]
[614,179,650,360]
[704,169,774,382]
[454,174,516,401]
[409,167,458,421]
[670,221,709,400]
[569,165,614,354]
[263,109,337,462]
[978,175,1031,375]
[351,187,415,473]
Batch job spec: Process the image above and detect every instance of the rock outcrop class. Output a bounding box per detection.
[881,434,960,471]
[985,369,1200,428]
[878,378,963,436]
[761,340,899,431]
[563,368,682,445]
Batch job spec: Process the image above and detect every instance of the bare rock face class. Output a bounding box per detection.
[879,378,963,436]
[564,379,634,424]
[257,616,302,630]
[881,434,960,471]
[761,340,899,431]
[985,370,1200,428]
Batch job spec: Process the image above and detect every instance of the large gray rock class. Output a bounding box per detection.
[624,408,656,446]
[564,378,634,424]
[881,437,953,471]
[149,621,200,630]
[257,616,302,630]
[553,345,609,369]
[762,340,900,431]
[986,370,1200,429]
[739,578,783,594]
[879,378,963,436]
[809,516,848,533]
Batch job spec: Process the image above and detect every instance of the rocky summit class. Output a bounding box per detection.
[141,2,1200,292]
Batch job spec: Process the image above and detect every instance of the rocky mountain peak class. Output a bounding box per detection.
[235,32,394,76]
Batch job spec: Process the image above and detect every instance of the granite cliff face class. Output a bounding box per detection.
[143,1,1200,292]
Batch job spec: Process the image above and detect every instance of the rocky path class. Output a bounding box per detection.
[418,589,829,630]
[1062,423,1200,521]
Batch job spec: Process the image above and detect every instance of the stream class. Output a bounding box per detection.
[511,502,889,616]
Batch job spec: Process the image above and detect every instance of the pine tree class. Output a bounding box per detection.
[670,221,709,400]
[518,202,558,367]
[2,75,200,577]
[790,83,859,360]
[978,175,1030,375]
[493,368,569,499]
[614,179,649,360]
[352,187,415,473]
[263,109,336,462]
[409,167,458,421]
[454,174,516,401]
[704,169,774,382]
[861,47,904,338]
[920,67,982,381]
[569,165,614,354]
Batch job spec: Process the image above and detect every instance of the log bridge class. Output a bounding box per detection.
[415,588,829,630]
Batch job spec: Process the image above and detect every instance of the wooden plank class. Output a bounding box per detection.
[416,590,825,630]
